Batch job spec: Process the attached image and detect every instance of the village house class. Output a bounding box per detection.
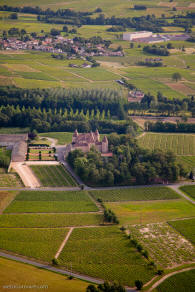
[65,130,109,156]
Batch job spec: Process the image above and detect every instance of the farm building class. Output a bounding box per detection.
[0,134,28,162]
[65,129,109,155]
[128,90,144,103]
[123,31,152,41]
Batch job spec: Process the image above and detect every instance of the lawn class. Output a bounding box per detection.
[30,165,77,187]
[58,226,155,286]
[0,127,29,134]
[0,228,68,262]
[40,132,73,145]
[90,186,180,202]
[105,200,195,225]
[0,257,88,292]
[169,218,195,245]
[180,185,195,200]
[0,213,103,228]
[4,191,98,213]
[156,269,195,292]
[128,222,195,268]
[138,133,195,155]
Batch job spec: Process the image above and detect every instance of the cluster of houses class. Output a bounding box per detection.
[0,35,124,58]
[123,31,189,43]
[144,57,162,62]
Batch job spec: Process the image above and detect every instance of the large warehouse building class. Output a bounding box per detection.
[123,31,153,41]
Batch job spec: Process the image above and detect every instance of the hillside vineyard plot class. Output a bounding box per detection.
[30,165,77,187]
[138,133,195,155]
[90,186,179,202]
[180,185,195,200]
[128,222,195,268]
[58,226,155,286]
[4,191,99,213]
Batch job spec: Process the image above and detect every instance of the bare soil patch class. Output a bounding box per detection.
[0,50,27,55]
[166,82,195,95]
[158,2,177,8]
[189,3,195,8]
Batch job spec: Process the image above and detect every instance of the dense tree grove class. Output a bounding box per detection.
[0,87,139,134]
[143,45,170,56]
[67,134,187,186]
[86,282,125,292]
[145,121,195,133]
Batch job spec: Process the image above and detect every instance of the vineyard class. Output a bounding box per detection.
[58,226,155,286]
[90,186,179,202]
[128,222,195,268]
[138,133,195,155]
[0,228,68,261]
[0,213,103,228]
[30,165,77,187]
[4,191,98,213]
[169,218,195,245]
[180,185,195,200]
[156,269,195,292]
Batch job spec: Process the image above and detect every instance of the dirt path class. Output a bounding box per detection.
[137,132,146,139]
[148,266,195,291]
[11,163,40,188]
[25,161,59,165]
[168,184,195,204]
[55,227,74,259]
[39,136,57,147]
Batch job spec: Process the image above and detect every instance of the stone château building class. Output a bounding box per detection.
[66,129,109,154]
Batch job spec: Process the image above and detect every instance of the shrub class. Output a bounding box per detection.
[52,258,58,265]
[135,280,143,290]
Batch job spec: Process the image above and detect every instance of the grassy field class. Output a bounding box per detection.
[0,191,18,213]
[4,190,98,213]
[0,257,88,292]
[128,222,195,268]
[0,169,23,187]
[105,200,195,225]
[0,127,29,134]
[30,165,77,187]
[180,185,195,200]
[169,218,195,245]
[0,213,103,228]
[90,187,180,202]
[156,269,195,292]
[58,226,155,286]
[0,227,68,261]
[138,133,195,155]
[40,132,73,145]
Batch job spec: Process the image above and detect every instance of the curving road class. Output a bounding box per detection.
[0,251,136,292]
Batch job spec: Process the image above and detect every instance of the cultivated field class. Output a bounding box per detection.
[0,191,18,213]
[58,226,155,286]
[169,218,195,245]
[180,185,195,200]
[177,156,195,171]
[156,269,195,292]
[90,186,179,202]
[105,200,195,225]
[128,222,195,268]
[0,213,103,228]
[0,227,68,261]
[30,165,77,187]
[138,133,195,155]
[4,191,98,213]
[0,257,88,292]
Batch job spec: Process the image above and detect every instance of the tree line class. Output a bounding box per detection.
[67,134,187,187]
[145,121,195,133]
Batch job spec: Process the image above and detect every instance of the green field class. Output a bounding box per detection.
[180,185,195,200]
[105,200,195,225]
[138,133,195,155]
[0,191,18,213]
[0,170,23,187]
[4,191,98,213]
[58,226,155,286]
[0,213,103,228]
[40,132,73,145]
[0,257,88,292]
[30,165,77,187]
[169,218,195,245]
[90,187,179,202]
[0,127,29,134]
[0,228,68,261]
[156,269,195,292]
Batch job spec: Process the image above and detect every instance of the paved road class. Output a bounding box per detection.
[0,251,136,292]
